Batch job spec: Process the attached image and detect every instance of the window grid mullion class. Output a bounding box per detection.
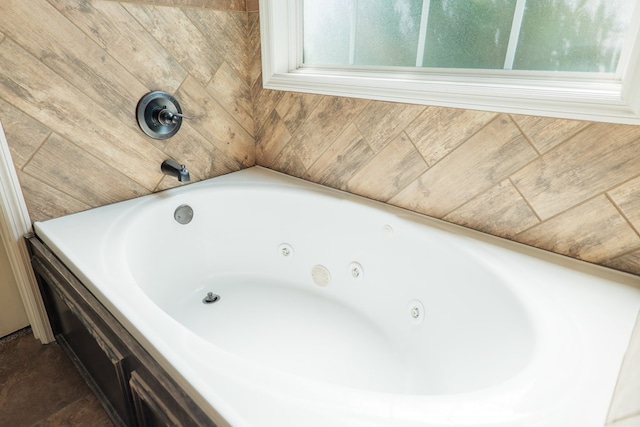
[504,0,527,70]
[349,0,358,65]
[415,0,432,67]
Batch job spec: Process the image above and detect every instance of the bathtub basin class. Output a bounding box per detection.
[34,166,640,427]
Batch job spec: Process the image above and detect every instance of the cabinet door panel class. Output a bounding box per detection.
[130,370,182,427]
[32,257,134,426]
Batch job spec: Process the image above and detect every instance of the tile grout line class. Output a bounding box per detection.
[509,176,543,223]
[507,113,542,156]
[19,130,54,174]
[606,192,640,240]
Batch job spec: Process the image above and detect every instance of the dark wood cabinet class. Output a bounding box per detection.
[27,236,222,427]
[130,370,182,427]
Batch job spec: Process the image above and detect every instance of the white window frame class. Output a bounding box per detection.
[260,0,640,125]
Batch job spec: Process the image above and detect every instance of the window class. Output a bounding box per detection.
[259,0,640,124]
[302,0,633,72]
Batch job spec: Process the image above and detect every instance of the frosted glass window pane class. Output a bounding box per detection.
[303,0,354,65]
[422,0,517,69]
[514,0,635,72]
[301,0,635,74]
[354,0,423,66]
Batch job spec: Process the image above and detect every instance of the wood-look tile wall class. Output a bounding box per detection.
[248,10,640,277]
[0,0,253,222]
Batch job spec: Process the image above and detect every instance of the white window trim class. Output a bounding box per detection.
[260,0,640,125]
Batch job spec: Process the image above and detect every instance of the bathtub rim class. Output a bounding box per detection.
[32,165,640,427]
[37,166,640,290]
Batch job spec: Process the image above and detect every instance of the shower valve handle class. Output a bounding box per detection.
[157,109,194,125]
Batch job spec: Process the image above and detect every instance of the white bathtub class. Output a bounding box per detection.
[34,166,640,427]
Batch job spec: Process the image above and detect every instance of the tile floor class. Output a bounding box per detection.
[0,327,113,426]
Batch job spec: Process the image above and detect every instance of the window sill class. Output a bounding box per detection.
[260,0,640,125]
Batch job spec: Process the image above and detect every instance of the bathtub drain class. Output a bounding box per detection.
[202,292,220,304]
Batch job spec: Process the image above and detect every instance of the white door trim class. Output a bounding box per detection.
[0,121,54,343]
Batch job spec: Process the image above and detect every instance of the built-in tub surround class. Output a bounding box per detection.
[34,167,640,427]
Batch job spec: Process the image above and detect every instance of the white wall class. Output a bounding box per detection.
[0,231,28,338]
